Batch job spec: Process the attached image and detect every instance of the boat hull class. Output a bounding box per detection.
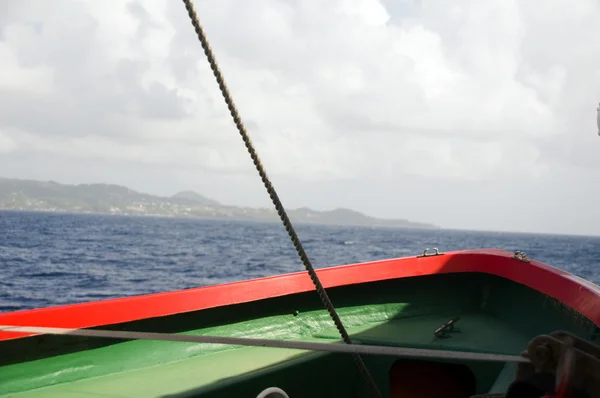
[0,249,598,397]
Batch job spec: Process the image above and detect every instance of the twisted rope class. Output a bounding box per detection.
[180,1,380,396]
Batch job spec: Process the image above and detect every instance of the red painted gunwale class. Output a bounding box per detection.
[1,248,599,341]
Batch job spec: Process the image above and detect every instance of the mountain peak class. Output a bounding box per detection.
[0,177,438,229]
[171,191,220,206]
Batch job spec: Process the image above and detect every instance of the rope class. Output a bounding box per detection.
[179,0,381,396]
[0,325,530,363]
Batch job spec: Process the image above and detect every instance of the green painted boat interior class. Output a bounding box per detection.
[1,272,599,397]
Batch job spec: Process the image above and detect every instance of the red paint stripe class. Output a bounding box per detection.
[1,248,599,341]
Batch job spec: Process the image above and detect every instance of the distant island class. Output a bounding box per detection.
[0,178,439,229]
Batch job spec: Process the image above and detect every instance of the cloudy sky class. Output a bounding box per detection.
[1,0,600,235]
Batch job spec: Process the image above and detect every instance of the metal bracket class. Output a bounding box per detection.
[512,251,530,263]
[434,317,460,338]
[417,247,444,258]
[514,331,600,397]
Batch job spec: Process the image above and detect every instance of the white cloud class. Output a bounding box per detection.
[0,130,18,153]
[0,39,54,95]
[1,0,600,234]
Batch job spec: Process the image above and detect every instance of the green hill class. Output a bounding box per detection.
[0,178,439,229]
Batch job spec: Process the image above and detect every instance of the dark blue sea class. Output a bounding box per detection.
[1,210,599,313]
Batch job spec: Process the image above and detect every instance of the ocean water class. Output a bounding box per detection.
[1,210,599,313]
